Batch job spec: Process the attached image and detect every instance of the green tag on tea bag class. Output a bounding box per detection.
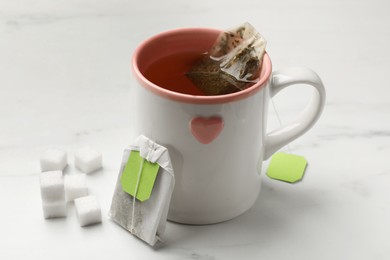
[120,151,160,202]
[266,152,307,183]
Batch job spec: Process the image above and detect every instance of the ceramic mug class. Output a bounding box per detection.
[132,28,326,224]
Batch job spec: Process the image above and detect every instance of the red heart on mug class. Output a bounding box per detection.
[190,116,224,144]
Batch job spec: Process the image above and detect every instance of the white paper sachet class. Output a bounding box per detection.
[108,135,175,246]
[186,22,267,95]
[210,22,267,82]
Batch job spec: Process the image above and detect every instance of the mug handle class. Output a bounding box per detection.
[264,67,326,159]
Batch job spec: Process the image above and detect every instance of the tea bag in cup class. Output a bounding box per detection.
[109,135,175,246]
[186,22,267,95]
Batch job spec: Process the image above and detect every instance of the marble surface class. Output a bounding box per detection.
[1,0,390,259]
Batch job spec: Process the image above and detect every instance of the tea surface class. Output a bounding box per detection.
[144,52,206,95]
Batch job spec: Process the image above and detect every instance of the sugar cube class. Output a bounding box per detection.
[42,199,67,219]
[65,174,88,202]
[40,171,65,200]
[74,195,102,227]
[40,149,67,172]
[74,147,102,174]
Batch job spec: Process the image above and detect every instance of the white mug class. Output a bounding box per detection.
[132,28,326,224]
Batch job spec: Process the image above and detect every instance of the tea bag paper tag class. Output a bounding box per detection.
[266,152,307,183]
[120,151,160,202]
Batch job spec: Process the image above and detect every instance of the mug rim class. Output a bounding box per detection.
[132,27,272,104]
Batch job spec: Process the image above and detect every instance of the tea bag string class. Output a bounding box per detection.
[130,129,156,233]
[130,157,145,233]
[271,98,292,154]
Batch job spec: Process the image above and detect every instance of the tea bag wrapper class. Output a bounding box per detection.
[109,135,175,246]
[186,22,267,95]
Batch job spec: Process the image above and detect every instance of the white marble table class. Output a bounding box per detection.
[1,0,390,259]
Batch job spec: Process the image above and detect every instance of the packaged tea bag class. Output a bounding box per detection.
[186,22,267,95]
[109,135,175,246]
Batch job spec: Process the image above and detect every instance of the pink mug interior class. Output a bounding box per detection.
[132,28,272,104]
